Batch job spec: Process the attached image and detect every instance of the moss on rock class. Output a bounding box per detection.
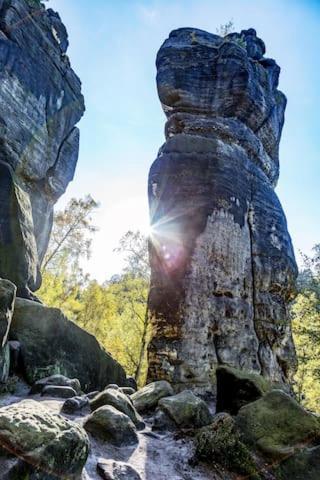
[236,390,320,459]
[194,412,260,478]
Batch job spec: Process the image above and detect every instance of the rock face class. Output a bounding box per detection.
[147,27,298,393]
[0,279,16,383]
[10,298,127,391]
[0,1,84,298]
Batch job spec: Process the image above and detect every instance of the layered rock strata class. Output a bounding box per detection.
[147,28,298,394]
[0,0,84,298]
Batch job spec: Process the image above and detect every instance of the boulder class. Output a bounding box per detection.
[274,445,320,480]
[61,395,89,414]
[10,298,127,391]
[236,390,320,459]
[131,381,174,412]
[84,405,138,446]
[90,388,144,429]
[194,413,258,478]
[0,399,89,477]
[41,385,77,399]
[158,390,213,428]
[30,374,81,395]
[97,460,141,480]
[216,366,272,415]
[0,0,85,298]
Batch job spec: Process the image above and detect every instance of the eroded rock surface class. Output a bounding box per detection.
[0,0,84,298]
[147,27,298,393]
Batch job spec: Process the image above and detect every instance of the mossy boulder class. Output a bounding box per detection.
[90,388,144,429]
[274,445,320,480]
[84,405,138,446]
[10,298,126,391]
[158,390,212,428]
[194,413,260,478]
[131,380,174,412]
[216,365,272,414]
[0,399,89,478]
[236,390,320,459]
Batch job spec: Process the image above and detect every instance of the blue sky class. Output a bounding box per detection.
[49,0,320,282]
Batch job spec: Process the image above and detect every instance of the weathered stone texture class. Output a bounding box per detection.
[147,28,297,394]
[0,0,84,297]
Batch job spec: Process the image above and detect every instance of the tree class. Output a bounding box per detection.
[42,195,98,273]
[292,245,320,412]
[216,20,234,37]
[113,230,150,384]
[38,195,98,318]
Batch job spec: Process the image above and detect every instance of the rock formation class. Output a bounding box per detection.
[147,28,298,394]
[0,0,84,299]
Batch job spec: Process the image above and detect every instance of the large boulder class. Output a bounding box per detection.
[274,445,320,480]
[236,390,320,459]
[216,366,272,415]
[84,405,138,446]
[158,390,213,428]
[90,388,144,429]
[0,399,89,478]
[10,299,127,391]
[0,1,85,298]
[194,413,258,478]
[131,380,174,412]
[147,27,298,394]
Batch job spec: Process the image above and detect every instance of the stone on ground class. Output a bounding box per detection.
[216,366,272,415]
[97,459,141,480]
[41,385,77,399]
[62,395,89,414]
[84,405,138,446]
[90,388,144,429]
[158,390,213,428]
[10,298,126,391]
[31,374,82,395]
[0,399,89,477]
[131,380,174,412]
[236,390,320,458]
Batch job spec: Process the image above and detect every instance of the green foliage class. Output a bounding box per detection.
[195,414,259,478]
[39,198,151,386]
[216,20,234,37]
[292,245,320,412]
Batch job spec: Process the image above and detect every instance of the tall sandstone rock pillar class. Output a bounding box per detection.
[147,28,298,394]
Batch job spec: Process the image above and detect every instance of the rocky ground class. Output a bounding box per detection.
[0,378,232,480]
[0,368,319,480]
